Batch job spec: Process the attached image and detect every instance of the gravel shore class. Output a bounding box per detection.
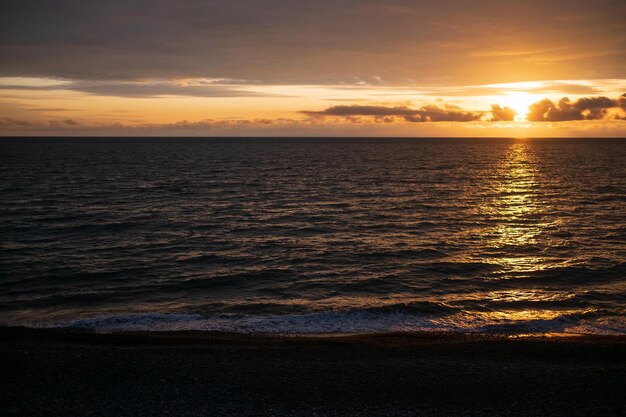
[1,328,625,416]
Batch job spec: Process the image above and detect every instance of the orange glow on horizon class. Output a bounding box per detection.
[0,77,624,136]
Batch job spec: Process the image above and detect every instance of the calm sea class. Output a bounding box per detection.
[1,137,625,334]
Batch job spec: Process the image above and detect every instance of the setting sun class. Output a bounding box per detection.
[503,93,537,121]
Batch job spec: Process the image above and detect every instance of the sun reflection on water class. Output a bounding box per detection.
[475,139,554,273]
[456,139,576,327]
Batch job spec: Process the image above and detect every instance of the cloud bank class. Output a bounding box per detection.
[1,0,624,86]
[2,115,625,138]
[527,94,626,121]
[302,94,626,124]
[302,104,482,122]
[0,79,269,98]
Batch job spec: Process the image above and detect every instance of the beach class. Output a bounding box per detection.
[2,327,625,416]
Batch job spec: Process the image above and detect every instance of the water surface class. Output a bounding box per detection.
[1,137,624,334]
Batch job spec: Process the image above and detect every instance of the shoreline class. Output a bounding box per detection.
[3,325,626,346]
[2,326,625,416]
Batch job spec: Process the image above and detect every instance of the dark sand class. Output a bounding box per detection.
[1,328,625,416]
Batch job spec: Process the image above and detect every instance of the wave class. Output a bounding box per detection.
[33,307,626,335]
[507,263,626,285]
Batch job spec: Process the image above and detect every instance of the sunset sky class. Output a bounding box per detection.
[1,0,625,136]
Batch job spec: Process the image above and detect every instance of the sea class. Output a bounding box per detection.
[1,137,625,334]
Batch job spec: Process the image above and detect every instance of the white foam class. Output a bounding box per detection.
[52,310,626,335]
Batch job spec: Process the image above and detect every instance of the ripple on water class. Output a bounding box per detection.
[0,137,625,334]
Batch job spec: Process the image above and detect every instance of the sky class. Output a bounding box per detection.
[0,0,625,137]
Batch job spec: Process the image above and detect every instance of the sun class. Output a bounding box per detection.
[503,93,535,121]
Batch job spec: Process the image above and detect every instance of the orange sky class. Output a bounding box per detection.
[1,1,624,136]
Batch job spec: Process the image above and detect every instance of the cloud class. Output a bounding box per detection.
[23,107,77,112]
[416,80,621,98]
[48,119,79,126]
[0,117,40,127]
[490,104,517,121]
[2,111,626,137]
[536,83,600,94]
[0,1,624,86]
[0,116,291,130]
[527,94,625,121]
[302,104,482,122]
[67,81,269,98]
[0,117,79,127]
[0,79,271,98]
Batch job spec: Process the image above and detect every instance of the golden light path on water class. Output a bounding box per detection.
[441,139,583,332]
[298,139,598,334]
[483,139,548,272]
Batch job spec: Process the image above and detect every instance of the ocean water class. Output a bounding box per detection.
[1,137,625,334]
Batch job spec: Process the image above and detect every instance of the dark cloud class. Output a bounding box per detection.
[0,80,270,98]
[304,105,418,117]
[69,82,268,98]
[527,94,625,121]
[48,119,79,126]
[302,104,482,122]
[0,116,297,132]
[0,117,39,127]
[0,0,624,85]
[490,104,516,121]
[0,117,80,127]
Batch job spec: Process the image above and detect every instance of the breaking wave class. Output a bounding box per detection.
[48,308,626,335]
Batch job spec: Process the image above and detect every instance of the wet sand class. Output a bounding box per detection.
[1,327,625,416]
